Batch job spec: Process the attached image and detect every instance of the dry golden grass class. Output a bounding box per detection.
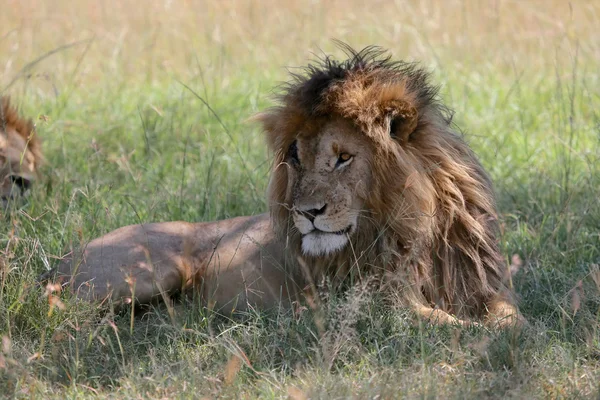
[2,0,598,88]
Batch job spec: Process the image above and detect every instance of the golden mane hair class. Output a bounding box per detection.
[1,96,41,161]
[258,45,511,320]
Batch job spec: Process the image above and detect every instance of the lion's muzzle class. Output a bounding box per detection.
[1,173,34,207]
[293,203,356,256]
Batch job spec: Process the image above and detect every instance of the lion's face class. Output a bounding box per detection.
[0,128,36,205]
[285,117,374,256]
[1,97,38,207]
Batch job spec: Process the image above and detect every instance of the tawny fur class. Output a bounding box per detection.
[1,96,42,203]
[1,96,39,153]
[259,45,522,326]
[48,45,522,328]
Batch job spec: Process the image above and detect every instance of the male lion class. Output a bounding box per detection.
[49,46,523,327]
[1,96,41,208]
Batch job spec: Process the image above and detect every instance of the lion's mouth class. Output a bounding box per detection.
[300,225,354,256]
[308,225,353,236]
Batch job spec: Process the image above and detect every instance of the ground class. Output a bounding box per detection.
[1,1,599,398]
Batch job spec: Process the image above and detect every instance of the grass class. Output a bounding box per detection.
[1,0,600,398]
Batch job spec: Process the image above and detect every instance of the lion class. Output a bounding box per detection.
[1,96,41,208]
[47,45,523,327]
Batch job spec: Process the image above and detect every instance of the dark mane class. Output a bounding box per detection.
[281,42,447,122]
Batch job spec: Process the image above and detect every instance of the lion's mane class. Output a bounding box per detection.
[258,45,508,319]
[1,96,41,161]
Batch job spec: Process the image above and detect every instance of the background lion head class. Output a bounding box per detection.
[256,44,506,317]
[0,96,41,207]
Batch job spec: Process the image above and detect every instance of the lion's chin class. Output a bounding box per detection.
[301,232,349,256]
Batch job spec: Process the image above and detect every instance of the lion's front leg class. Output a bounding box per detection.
[484,293,525,328]
[412,304,477,327]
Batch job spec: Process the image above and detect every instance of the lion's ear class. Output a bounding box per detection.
[250,111,276,133]
[250,110,281,150]
[384,100,418,143]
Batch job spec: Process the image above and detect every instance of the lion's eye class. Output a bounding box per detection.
[287,140,300,165]
[390,118,399,138]
[336,152,353,168]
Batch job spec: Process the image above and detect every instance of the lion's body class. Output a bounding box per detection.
[0,96,41,206]
[53,214,302,311]
[50,46,523,327]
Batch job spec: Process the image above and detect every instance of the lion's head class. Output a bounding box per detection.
[1,96,41,207]
[256,45,509,319]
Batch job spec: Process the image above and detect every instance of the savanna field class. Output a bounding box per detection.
[1,0,599,398]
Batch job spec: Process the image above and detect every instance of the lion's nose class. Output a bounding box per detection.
[297,204,327,223]
[10,175,32,193]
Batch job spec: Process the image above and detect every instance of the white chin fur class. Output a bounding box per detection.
[301,233,349,256]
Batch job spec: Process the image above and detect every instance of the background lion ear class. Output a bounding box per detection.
[385,100,418,143]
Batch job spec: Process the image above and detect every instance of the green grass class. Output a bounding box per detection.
[1,1,600,398]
